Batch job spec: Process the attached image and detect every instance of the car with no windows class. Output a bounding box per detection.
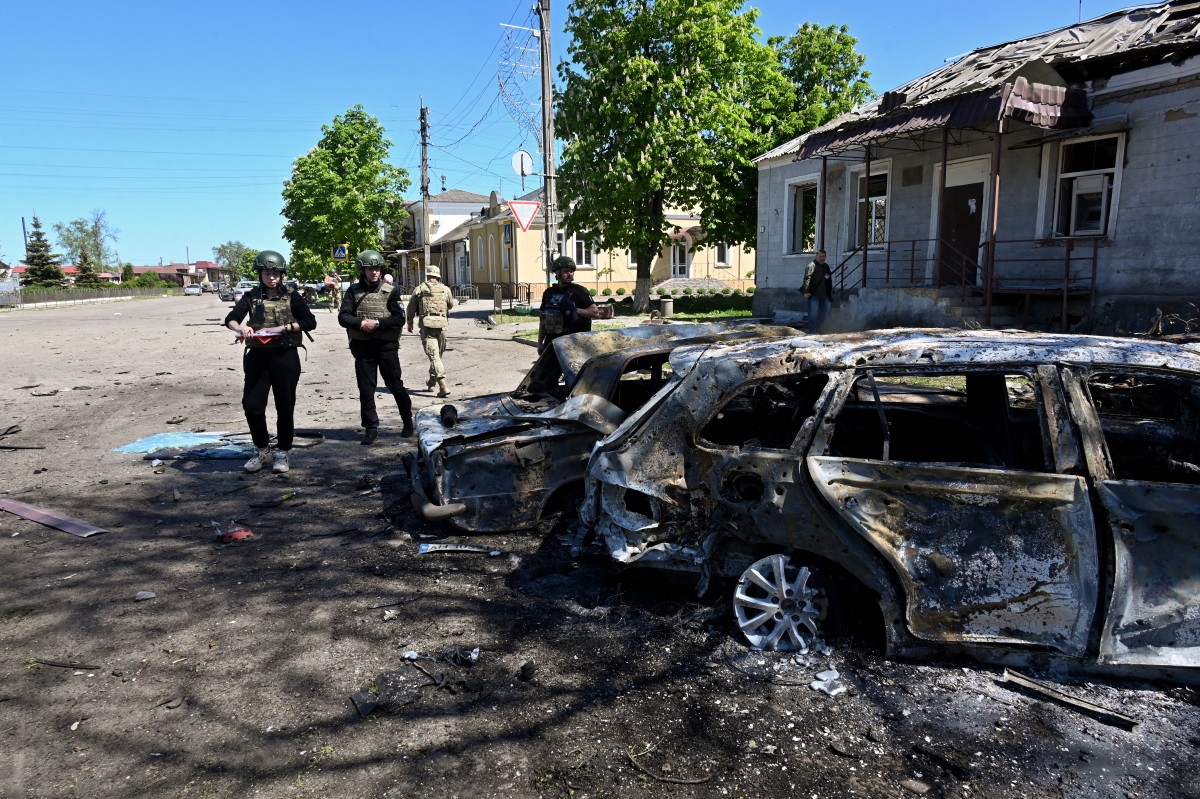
[404,322,796,533]
[580,328,1200,679]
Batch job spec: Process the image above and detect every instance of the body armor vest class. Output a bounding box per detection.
[246,287,302,348]
[347,284,402,342]
[415,281,451,330]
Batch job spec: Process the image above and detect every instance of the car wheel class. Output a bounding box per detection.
[733,553,823,652]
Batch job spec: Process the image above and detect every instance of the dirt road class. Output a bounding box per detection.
[0,295,1197,799]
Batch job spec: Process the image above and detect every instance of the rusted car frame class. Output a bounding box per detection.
[581,329,1200,678]
[404,322,795,533]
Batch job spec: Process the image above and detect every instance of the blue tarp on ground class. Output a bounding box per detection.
[113,432,231,453]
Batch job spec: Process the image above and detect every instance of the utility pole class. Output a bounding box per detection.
[419,101,432,281]
[537,0,558,278]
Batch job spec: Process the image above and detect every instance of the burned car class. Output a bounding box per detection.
[404,322,795,532]
[581,328,1200,677]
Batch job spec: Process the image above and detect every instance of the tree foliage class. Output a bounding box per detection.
[212,241,250,275]
[769,23,873,144]
[281,106,411,283]
[72,251,107,289]
[237,249,260,280]
[53,209,120,269]
[120,263,135,283]
[21,216,65,288]
[556,0,792,310]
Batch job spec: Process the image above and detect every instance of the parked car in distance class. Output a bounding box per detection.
[581,328,1200,679]
[404,322,797,533]
[183,284,202,296]
[232,281,258,302]
[218,285,235,302]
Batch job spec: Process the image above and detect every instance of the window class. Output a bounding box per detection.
[557,231,595,268]
[501,234,511,271]
[671,243,689,278]
[1088,370,1200,484]
[854,171,889,247]
[700,374,830,450]
[788,181,818,253]
[474,236,485,270]
[627,249,638,270]
[827,371,1048,470]
[715,242,731,267]
[1054,135,1122,237]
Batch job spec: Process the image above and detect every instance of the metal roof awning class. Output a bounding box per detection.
[793,78,1091,161]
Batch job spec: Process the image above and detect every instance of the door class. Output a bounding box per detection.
[1059,368,1200,669]
[807,367,1098,655]
[938,182,983,287]
[671,244,689,278]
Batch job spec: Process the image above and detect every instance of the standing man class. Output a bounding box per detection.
[802,249,833,332]
[224,250,317,474]
[537,255,600,355]
[406,264,455,398]
[324,270,341,313]
[338,250,413,444]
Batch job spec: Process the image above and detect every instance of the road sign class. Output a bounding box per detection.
[509,200,540,232]
[331,244,349,261]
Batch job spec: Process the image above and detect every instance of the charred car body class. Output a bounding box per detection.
[581,329,1200,678]
[405,322,796,532]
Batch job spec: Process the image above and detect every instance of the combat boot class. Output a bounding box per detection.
[400,417,415,438]
[437,379,451,398]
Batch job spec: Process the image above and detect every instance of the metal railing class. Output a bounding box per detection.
[832,237,1099,331]
[451,284,479,301]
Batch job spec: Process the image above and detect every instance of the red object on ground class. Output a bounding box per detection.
[219,528,254,543]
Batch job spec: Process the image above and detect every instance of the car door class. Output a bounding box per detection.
[807,366,1099,655]
[1059,366,1200,669]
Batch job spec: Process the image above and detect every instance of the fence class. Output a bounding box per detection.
[0,287,170,308]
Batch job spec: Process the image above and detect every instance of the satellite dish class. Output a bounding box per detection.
[511,150,535,178]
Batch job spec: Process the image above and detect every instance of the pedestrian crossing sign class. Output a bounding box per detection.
[332,244,349,261]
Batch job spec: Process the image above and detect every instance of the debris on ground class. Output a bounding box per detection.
[0,498,107,538]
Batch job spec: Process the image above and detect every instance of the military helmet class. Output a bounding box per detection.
[254,250,287,273]
[426,264,441,279]
[551,255,576,273]
[355,250,386,272]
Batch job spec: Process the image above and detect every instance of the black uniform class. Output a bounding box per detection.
[540,282,596,340]
[338,278,413,434]
[224,286,317,452]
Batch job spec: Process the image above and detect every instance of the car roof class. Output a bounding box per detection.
[551,322,797,386]
[670,327,1200,377]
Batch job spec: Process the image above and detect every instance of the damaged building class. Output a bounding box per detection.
[753,1,1200,334]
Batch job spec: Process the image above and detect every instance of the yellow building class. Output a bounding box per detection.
[464,190,755,303]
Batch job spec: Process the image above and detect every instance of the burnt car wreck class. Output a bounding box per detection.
[405,322,794,532]
[580,329,1200,679]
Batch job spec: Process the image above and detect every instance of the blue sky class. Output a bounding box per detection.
[1,0,1136,267]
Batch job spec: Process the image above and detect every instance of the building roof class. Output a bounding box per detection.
[410,189,492,207]
[757,0,1200,163]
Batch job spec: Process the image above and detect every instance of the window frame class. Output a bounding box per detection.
[786,178,820,255]
[1050,133,1125,239]
[715,242,731,267]
[849,161,891,249]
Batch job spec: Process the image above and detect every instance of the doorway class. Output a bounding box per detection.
[939,182,983,287]
[671,243,689,279]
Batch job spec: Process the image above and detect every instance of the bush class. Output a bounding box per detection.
[746,286,755,294]
[682,288,692,295]
[616,287,626,295]
[655,287,667,296]
[588,288,597,296]
[732,289,743,296]
[601,288,612,296]
[721,287,732,295]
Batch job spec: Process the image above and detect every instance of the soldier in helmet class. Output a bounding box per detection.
[406,264,455,397]
[224,250,317,474]
[537,255,600,355]
[338,249,413,444]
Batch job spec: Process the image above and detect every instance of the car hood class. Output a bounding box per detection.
[415,391,626,454]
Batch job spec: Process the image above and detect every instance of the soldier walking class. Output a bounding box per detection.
[406,264,455,398]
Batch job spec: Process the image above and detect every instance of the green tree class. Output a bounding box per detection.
[20,216,65,288]
[556,0,792,311]
[281,106,411,283]
[53,209,119,269]
[212,240,249,277]
[769,23,873,144]
[120,263,135,283]
[237,249,260,279]
[72,251,106,289]
[130,270,168,288]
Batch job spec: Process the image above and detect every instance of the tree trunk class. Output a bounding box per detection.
[631,189,666,314]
